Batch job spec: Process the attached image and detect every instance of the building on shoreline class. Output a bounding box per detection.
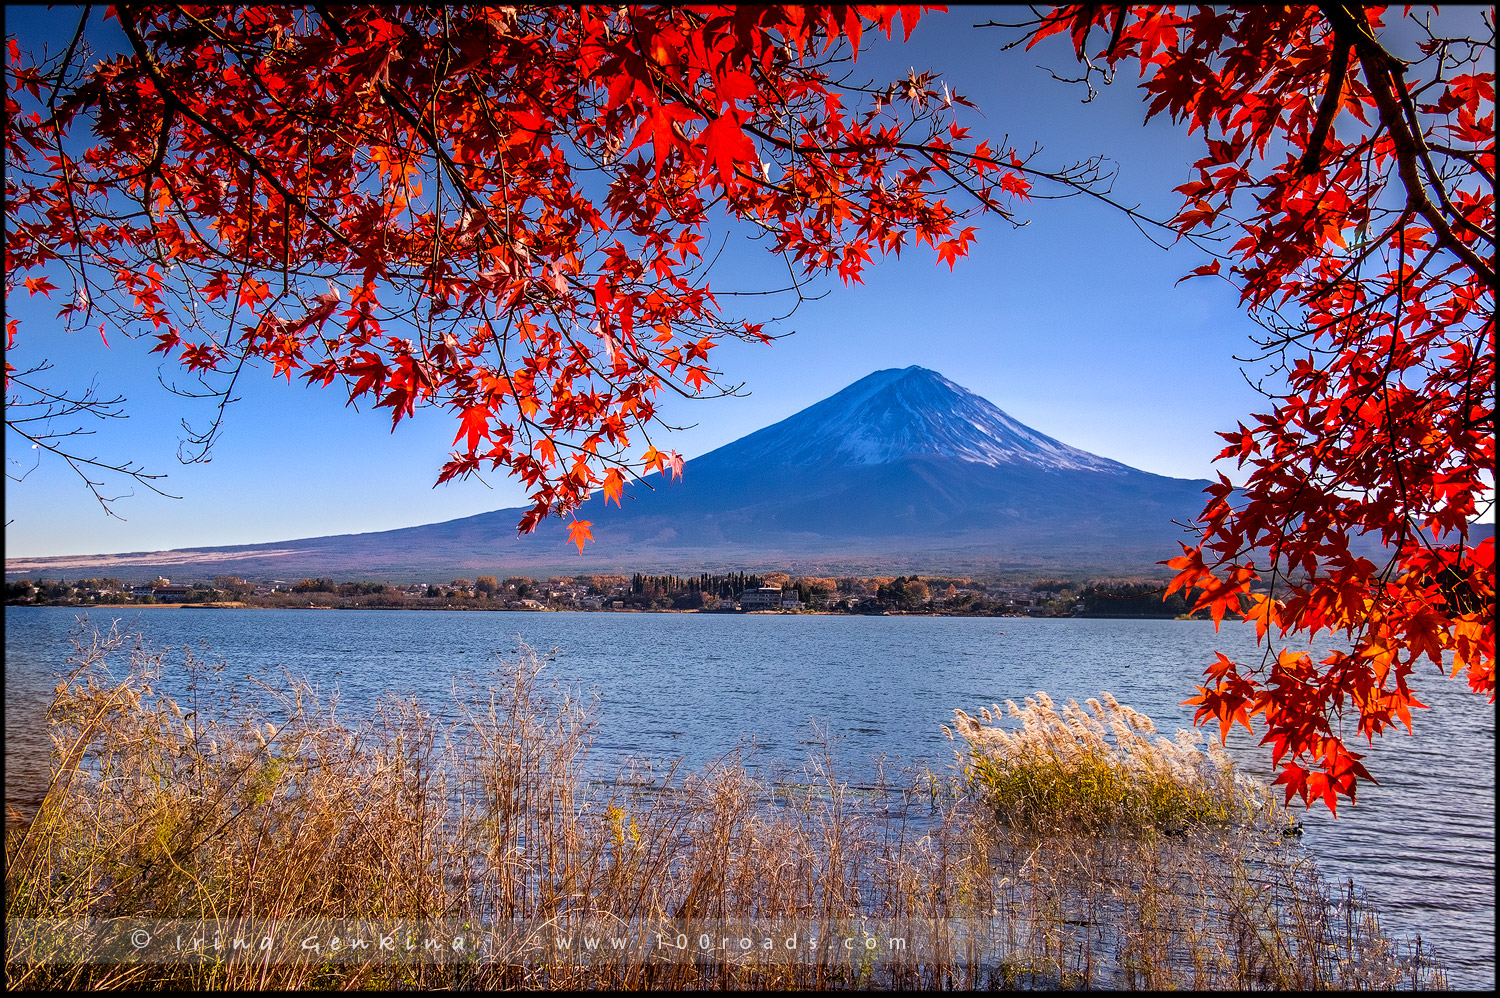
[738,585,788,610]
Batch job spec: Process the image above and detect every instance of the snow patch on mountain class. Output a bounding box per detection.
[713,366,1133,475]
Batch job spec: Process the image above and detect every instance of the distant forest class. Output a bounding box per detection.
[6,573,1218,617]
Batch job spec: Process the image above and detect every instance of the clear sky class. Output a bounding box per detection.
[4,6,1489,560]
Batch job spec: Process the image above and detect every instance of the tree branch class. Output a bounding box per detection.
[1318,3,1495,285]
[1297,39,1350,176]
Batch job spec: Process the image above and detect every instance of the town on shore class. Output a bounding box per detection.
[5,571,1211,618]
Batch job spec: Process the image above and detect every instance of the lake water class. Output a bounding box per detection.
[5,607,1493,988]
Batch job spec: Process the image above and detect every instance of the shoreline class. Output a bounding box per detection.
[4,601,1200,620]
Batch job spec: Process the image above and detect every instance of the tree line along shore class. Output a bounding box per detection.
[5,572,1222,618]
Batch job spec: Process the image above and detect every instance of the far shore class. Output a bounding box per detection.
[6,601,1203,620]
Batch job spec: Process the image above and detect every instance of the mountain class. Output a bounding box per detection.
[723,365,1132,473]
[552,366,1213,568]
[7,367,1219,579]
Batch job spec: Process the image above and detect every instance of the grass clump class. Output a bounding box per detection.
[948,691,1264,835]
[944,691,1448,989]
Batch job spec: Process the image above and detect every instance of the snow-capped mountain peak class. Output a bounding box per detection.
[714,366,1131,474]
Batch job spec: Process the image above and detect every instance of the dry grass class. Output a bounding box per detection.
[4,628,1447,989]
[947,691,1265,833]
[945,692,1447,989]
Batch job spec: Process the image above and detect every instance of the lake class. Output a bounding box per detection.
[5,607,1493,988]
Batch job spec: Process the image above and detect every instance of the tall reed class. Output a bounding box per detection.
[945,691,1447,989]
[4,628,1445,990]
[947,691,1267,833]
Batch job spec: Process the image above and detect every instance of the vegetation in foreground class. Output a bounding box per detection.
[5,629,1446,990]
[950,691,1262,834]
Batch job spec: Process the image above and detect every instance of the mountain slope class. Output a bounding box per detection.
[7,367,1218,578]
[717,366,1131,472]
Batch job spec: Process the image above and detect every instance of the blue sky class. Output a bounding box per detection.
[5,7,1486,560]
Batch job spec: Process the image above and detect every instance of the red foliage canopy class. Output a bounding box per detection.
[1015,4,1493,811]
[6,4,1031,529]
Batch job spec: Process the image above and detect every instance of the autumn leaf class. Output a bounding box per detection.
[567,519,594,554]
[701,113,756,188]
[454,404,491,453]
[1175,259,1222,284]
[601,467,626,507]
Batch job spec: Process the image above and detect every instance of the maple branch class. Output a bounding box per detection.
[1232,208,1428,364]
[34,9,112,324]
[1103,6,1129,61]
[1425,142,1496,187]
[1318,3,1495,286]
[1297,39,1350,176]
[310,7,498,247]
[5,363,181,515]
[113,6,360,259]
